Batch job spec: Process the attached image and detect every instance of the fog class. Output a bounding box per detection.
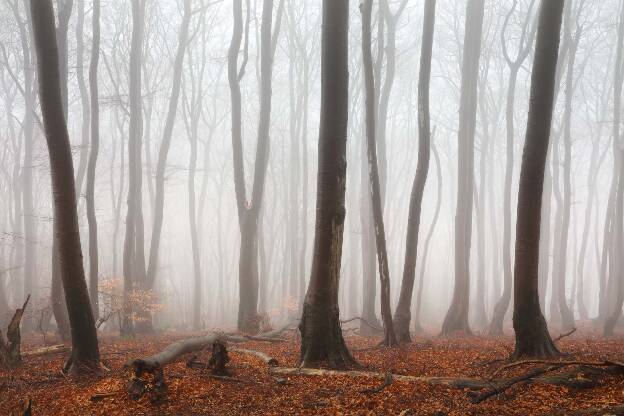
[0,0,620,337]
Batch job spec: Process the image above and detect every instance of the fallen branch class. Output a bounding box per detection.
[491,359,624,379]
[22,344,69,357]
[231,347,278,367]
[269,367,490,390]
[359,371,393,394]
[341,316,383,332]
[553,327,577,343]
[90,391,119,402]
[469,366,558,404]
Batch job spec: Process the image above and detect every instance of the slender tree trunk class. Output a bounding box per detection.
[86,0,101,321]
[512,0,564,359]
[299,0,355,369]
[604,3,624,336]
[361,0,397,347]
[75,0,89,197]
[393,0,435,343]
[122,0,147,337]
[145,0,192,302]
[441,0,485,336]
[490,0,536,335]
[30,0,100,373]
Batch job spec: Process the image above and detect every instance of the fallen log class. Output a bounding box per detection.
[269,367,490,390]
[230,347,278,367]
[469,366,558,404]
[359,371,393,394]
[22,344,69,357]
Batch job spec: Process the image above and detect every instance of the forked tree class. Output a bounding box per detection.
[30,0,100,373]
[299,0,355,369]
[393,0,436,343]
[512,0,565,359]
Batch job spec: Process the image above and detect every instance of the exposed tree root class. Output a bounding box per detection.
[359,371,393,394]
[553,327,577,343]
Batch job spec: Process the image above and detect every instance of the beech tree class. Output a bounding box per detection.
[441,0,485,336]
[512,0,565,359]
[30,0,100,373]
[298,0,355,369]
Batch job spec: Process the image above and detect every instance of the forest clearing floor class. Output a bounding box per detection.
[2,324,624,415]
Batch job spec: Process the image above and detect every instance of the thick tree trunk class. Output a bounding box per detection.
[299,0,355,369]
[30,0,100,373]
[511,0,564,359]
[441,0,484,336]
[86,0,101,321]
[393,0,435,344]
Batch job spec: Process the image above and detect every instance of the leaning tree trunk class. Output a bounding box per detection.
[299,0,355,369]
[393,0,435,344]
[86,0,101,321]
[361,0,397,347]
[30,0,100,373]
[441,0,485,336]
[511,0,564,359]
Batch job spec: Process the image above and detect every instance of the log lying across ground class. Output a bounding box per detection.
[22,344,69,357]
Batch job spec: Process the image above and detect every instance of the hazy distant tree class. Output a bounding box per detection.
[299,0,355,368]
[512,0,564,359]
[489,0,536,335]
[86,0,101,320]
[122,0,147,336]
[145,0,192,329]
[393,0,435,343]
[604,2,624,336]
[361,0,397,347]
[74,0,89,197]
[30,0,100,373]
[228,0,280,333]
[441,0,485,336]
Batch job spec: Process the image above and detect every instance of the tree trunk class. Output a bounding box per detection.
[490,0,536,335]
[441,0,485,336]
[122,0,147,337]
[86,0,101,321]
[604,2,624,336]
[30,0,100,373]
[145,0,192,302]
[511,0,564,359]
[74,0,89,197]
[393,0,435,343]
[299,0,355,369]
[413,141,442,333]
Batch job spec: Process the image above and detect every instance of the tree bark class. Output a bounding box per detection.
[393,0,435,343]
[299,0,355,369]
[30,0,100,373]
[512,0,564,359]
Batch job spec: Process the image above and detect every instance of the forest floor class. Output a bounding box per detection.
[2,324,624,415]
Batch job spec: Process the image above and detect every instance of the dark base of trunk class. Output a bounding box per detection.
[120,318,135,338]
[393,313,411,344]
[299,302,357,369]
[64,349,102,376]
[135,314,154,335]
[441,305,472,336]
[603,312,620,336]
[238,313,261,335]
[512,312,560,359]
[358,316,382,337]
